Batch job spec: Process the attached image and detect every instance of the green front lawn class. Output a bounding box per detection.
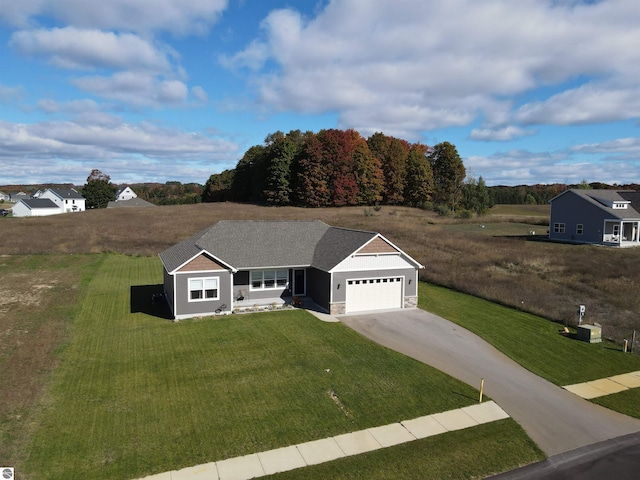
[23,255,543,480]
[420,282,640,417]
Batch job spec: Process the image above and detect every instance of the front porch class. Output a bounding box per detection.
[232,295,325,314]
[603,220,640,247]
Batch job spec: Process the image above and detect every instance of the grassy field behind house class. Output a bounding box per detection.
[1,202,637,345]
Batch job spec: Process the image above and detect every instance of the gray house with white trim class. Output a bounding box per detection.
[159,220,423,320]
[549,189,640,247]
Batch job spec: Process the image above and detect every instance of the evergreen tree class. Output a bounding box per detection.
[353,141,384,205]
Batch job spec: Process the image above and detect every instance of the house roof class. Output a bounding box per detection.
[159,220,414,274]
[19,198,59,210]
[49,188,84,200]
[107,198,154,208]
[551,189,640,220]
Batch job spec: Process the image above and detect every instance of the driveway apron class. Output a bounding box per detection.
[341,309,640,456]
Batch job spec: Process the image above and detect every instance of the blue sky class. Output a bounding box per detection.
[1,0,640,186]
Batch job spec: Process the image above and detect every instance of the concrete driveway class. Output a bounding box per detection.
[341,309,640,456]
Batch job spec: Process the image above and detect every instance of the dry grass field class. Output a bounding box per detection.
[1,202,638,347]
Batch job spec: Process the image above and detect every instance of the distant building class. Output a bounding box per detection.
[549,189,640,247]
[39,188,86,213]
[12,198,61,217]
[12,188,86,217]
[107,197,155,208]
[116,186,137,201]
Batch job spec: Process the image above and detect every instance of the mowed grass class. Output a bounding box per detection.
[21,254,542,480]
[419,283,640,417]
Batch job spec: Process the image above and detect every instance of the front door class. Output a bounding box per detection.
[293,269,306,296]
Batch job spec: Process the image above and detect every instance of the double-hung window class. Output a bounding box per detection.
[189,277,219,301]
[250,270,288,290]
[576,224,583,235]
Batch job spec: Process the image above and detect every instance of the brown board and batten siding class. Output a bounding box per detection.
[178,253,228,272]
[356,236,398,254]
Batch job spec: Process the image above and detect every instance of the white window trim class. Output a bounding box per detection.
[188,276,220,302]
[554,223,565,234]
[250,269,289,291]
[576,224,583,235]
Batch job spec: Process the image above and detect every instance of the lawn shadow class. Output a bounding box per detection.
[130,284,173,320]
[451,390,478,402]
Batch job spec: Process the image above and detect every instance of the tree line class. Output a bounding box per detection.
[203,129,491,214]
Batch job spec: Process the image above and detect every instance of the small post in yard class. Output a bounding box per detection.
[632,330,636,353]
[479,378,485,403]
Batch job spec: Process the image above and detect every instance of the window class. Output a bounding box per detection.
[576,224,583,235]
[553,223,565,234]
[613,224,620,236]
[189,277,219,301]
[250,270,288,290]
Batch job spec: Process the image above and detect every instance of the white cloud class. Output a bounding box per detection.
[516,84,640,126]
[1,0,228,35]
[0,84,24,103]
[191,86,208,103]
[72,72,189,107]
[469,126,537,142]
[226,0,640,136]
[0,119,240,184]
[11,28,172,72]
[572,137,640,154]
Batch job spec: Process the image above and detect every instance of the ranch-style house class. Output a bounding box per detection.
[159,220,423,320]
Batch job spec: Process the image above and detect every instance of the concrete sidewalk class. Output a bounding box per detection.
[136,400,509,480]
[563,370,640,399]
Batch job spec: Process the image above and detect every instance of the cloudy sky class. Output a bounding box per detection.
[1,0,639,186]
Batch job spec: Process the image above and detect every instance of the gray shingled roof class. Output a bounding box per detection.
[159,220,381,273]
[50,188,84,199]
[20,198,59,209]
[566,189,640,219]
[107,198,154,208]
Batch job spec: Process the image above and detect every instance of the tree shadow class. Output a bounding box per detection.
[130,284,173,320]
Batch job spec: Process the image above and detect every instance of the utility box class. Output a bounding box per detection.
[577,324,602,343]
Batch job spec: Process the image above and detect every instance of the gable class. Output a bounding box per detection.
[178,253,228,272]
[356,236,399,255]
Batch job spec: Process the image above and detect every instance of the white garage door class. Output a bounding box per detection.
[345,277,403,313]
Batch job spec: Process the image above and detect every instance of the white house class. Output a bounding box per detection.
[39,188,86,213]
[116,186,137,201]
[12,198,61,217]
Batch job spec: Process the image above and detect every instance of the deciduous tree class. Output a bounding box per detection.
[83,169,116,209]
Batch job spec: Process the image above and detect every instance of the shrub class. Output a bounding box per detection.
[435,204,451,217]
[457,209,473,219]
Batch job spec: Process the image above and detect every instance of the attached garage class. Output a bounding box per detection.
[345,276,403,313]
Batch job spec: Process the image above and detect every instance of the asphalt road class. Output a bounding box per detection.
[341,309,640,457]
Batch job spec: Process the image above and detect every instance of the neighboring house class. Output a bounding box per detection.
[12,198,61,217]
[107,198,155,208]
[116,186,137,201]
[11,192,31,203]
[549,189,640,247]
[0,191,10,202]
[39,188,86,213]
[159,220,424,320]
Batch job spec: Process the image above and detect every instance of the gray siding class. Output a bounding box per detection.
[550,192,612,244]
[332,267,417,303]
[232,270,291,303]
[306,268,331,311]
[174,270,232,319]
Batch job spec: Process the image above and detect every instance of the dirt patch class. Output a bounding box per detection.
[0,256,94,472]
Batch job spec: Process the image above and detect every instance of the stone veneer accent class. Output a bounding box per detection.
[404,296,418,308]
[330,303,346,315]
